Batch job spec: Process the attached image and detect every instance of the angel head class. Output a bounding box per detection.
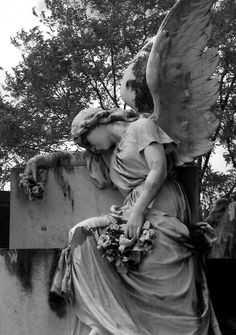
[71,107,138,152]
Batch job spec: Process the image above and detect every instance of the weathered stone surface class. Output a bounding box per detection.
[0,249,72,335]
[10,166,123,249]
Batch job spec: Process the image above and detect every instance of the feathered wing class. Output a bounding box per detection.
[120,0,219,165]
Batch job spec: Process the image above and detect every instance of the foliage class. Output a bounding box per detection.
[211,0,236,168]
[200,165,236,218]
[0,0,174,180]
[198,0,236,214]
[0,0,235,214]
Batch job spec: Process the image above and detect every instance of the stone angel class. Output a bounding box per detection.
[21,0,222,334]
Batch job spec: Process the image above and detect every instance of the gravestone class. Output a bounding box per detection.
[10,164,123,249]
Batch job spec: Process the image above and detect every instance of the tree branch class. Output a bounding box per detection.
[200,75,236,181]
[223,180,236,199]
[110,45,119,107]
[83,73,105,109]
[221,75,236,111]
[226,137,236,169]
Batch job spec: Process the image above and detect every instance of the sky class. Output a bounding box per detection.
[0,0,230,174]
[0,0,46,85]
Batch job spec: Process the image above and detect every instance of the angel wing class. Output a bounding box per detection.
[120,0,219,165]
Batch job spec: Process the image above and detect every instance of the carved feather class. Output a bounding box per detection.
[120,0,219,165]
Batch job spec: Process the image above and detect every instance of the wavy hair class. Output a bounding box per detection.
[71,107,139,151]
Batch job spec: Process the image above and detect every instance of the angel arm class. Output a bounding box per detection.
[22,151,85,183]
[19,151,86,200]
[125,143,167,238]
[20,150,114,200]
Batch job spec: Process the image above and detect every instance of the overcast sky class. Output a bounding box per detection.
[0,0,46,83]
[0,0,230,173]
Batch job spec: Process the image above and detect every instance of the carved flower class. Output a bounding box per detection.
[97,219,157,274]
[129,245,142,264]
[97,234,112,250]
[106,255,115,262]
[118,235,136,253]
[142,241,154,253]
[139,228,156,243]
[109,222,121,231]
[19,169,47,200]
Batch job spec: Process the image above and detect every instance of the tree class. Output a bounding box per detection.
[0,0,235,216]
[0,0,174,172]
[198,0,236,216]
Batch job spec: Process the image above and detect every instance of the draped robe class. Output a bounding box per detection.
[52,118,221,335]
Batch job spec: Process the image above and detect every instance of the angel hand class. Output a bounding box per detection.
[22,157,38,183]
[69,216,110,242]
[19,154,52,200]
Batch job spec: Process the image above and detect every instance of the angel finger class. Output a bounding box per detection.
[125,225,133,239]
[136,227,141,238]
[25,161,37,182]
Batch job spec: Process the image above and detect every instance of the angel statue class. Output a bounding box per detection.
[21,0,222,334]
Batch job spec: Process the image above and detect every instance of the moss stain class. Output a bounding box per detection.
[0,249,67,318]
[126,53,154,114]
[53,167,75,211]
[0,249,48,292]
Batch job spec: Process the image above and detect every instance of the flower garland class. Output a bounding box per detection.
[97,220,156,274]
[19,168,47,200]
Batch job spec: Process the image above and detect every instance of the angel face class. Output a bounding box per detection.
[72,124,115,152]
[85,125,115,152]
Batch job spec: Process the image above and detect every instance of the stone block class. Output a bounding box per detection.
[0,249,72,335]
[10,166,123,249]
